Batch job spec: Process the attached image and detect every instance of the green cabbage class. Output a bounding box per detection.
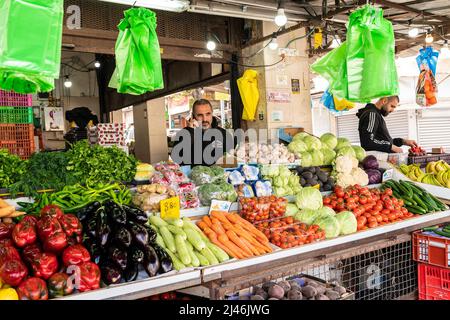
[314,215,341,239]
[295,187,323,210]
[300,152,312,167]
[336,137,351,150]
[286,203,299,217]
[288,139,307,154]
[295,209,320,225]
[321,148,336,165]
[190,166,214,185]
[314,206,336,220]
[320,133,338,150]
[293,132,310,141]
[337,146,356,158]
[260,165,279,177]
[303,135,322,151]
[352,146,366,162]
[310,150,324,166]
[335,211,357,235]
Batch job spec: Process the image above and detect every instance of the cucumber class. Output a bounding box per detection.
[206,242,229,263]
[423,226,439,232]
[406,205,427,215]
[397,183,412,198]
[166,218,184,228]
[175,234,191,265]
[422,194,439,212]
[155,232,167,249]
[167,225,187,240]
[183,227,206,251]
[433,229,450,238]
[428,193,448,211]
[403,182,424,197]
[412,194,430,212]
[164,249,186,271]
[160,226,177,253]
[402,195,417,206]
[384,181,399,194]
[149,215,169,228]
[194,251,210,266]
[182,218,210,242]
[200,247,219,265]
[400,180,414,197]
[184,241,200,267]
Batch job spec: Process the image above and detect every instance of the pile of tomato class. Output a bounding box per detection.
[254,216,326,249]
[239,196,287,223]
[323,185,416,231]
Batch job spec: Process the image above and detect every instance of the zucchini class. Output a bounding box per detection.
[160,226,177,253]
[200,247,219,265]
[166,218,184,228]
[164,249,186,271]
[149,215,168,228]
[428,193,448,211]
[402,195,417,206]
[433,229,450,238]
[175,234,191,265]
[183,227,206,251]
[400,180,414,197]
[194,251,210,266]
[167,225,187,240]
[397,183,412,198]
[206,242,229,263]
[423,226,439,232]
[412,194,430,212]
[185,241,200,267]
[406,205,427,215]
[422,194,439,212]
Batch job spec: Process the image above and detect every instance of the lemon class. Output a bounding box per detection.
[0,288,19,300]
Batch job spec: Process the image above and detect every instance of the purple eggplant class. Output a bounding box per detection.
[108,245,128,271]
[101,262,122,285]
[142,245,160,277]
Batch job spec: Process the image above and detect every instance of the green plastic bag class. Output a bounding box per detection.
[346,5,399,102]
[109,8,164,95]
[0,0,64,93]
[311,41,348,100]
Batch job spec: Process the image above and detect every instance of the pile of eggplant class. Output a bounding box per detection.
[76,200,173,285]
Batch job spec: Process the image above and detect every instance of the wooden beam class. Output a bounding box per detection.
[373,0,450,23]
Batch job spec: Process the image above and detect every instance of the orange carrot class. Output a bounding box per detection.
[211,222,227,235]
[240,237,261,256]
[233,225,270,253]
[202,216,213,227]
[218,234,247,259]
[197,220,209,231]
[206,232,236,257]
[210,211,232,224]
[221,222,235,231]
[226,230,254,256]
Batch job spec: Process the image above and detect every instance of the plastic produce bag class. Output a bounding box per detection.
[416,46,439,76]
[416,47,438,107]
[346,5,399,101]
[109,8,164,95]
[237,69,259,121]
[333,96,355,111]
[320,89,336,112]
[0,0,64,93]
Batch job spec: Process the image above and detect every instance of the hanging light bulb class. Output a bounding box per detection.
[274,8,287,27]
[425,32,434,44]
[206,40,216,51]
[64,76,72,88]
[441,40,450,58]
[269,37,279,50]
[408,27,419,38]
[94,61,101,68]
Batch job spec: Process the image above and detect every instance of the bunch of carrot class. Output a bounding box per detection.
[196,210,272,259]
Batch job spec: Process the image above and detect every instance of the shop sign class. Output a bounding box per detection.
[214,92,230,101]
[168,95,190,115]
[267,91,291,103]
[160,197,181,219]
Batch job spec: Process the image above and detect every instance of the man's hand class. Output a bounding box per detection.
[186,118,199,128]
[403,139,418,148]
[392,145,404,153]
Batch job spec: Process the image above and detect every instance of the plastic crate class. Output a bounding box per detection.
[0,107,33,124]
[413,229,450,269]
[418,263,450,300]
[408,154,441,167]
[438,154,450,163]
[0,90,32,107]
[0,124,35,159]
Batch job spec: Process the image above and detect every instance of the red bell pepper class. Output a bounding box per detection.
[58,214,82,239]
[0,238,14,248]
[22,215,38,226]
[0,222,15,240]
[40,204,64,219]
[43,231,68,253]
[0,258,28,286]
[0,246,21,265]
[12,220,37,248]
[62,244,91,267]
[30,252,59,280]
[78,261,101,292]
[37,215,68,253]
[48,273,74,298]
[22,243,42,263]
[17,277,48,300]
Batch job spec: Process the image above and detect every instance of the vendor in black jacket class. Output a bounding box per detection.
[357,96,417,153]
[171,99,235,166]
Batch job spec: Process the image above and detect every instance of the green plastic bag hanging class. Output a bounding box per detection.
[346,5,399,102]
[311,41,348,100]
[109,8,164,95]
[0,0,64,93]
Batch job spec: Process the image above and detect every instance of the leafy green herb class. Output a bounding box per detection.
[0,149,27,188]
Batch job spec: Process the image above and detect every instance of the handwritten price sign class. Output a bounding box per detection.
[160,197,180,219]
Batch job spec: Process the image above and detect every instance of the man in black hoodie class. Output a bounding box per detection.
[357,96,417,153]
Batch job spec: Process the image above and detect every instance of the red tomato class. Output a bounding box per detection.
[357,216,367,229]
[323,197,331,205]
[367,216,377,224]
[375,215,383,223]
[388,213,397,221]
[384,188,393,196]
[359,196,368,205]
[381,209,390,215]
[374,204,383,212]
[401,207,408,214]
[385,204,394,211]
[368,221,378,228]
[337,198,344,204]
[335,189,345,198]
[382,214,389,222]
[398,200,404,207]
[364,213,372,218]
[330,200,337,209]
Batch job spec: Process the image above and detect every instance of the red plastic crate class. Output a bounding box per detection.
[0,90,32,107]
[0,124,35,159]
[418,263,450,300]
[413,230,450,269]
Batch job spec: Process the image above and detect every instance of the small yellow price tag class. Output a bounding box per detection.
[160,197,180,220]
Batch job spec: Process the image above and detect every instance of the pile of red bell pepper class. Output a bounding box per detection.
[0,205,100,300]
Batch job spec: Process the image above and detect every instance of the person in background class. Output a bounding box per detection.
[172,99,234,166]
[357,96,417,153]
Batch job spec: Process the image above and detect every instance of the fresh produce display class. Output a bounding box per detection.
[19,183,132,214]
[332,155,369,188]
[230,276,349,300]
[134,163,155,182]
[260,165,302,197]
[0,149,27,189]
[239,196,287,222]
[149,215,230,269]
[78,201,172,285]
[295,187,323,211]
[361,155,383,185]
[382,180,448,215]
[197,182,237,206]
[399,161,450,188]
[0,198,25,220]
[132,184,177,212]
[295,166,335,191]
[0,205,99,299]
[189,165,227,185]
[233,142,297,164]
[254,216,325,248]
[408,145,426,156]
[323,185,416,231]
[196,211,272,259]
[152,162,189,185]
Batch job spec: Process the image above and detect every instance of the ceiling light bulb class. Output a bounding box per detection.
[441,40,450,58]
[94,61,101,68]
[64,76,72,88]
[269,37,279,50]
[206,40,216,51]
[330,37,341,49]
[274,8,287,27]
[408,27,419,38]
[425,33,434,44]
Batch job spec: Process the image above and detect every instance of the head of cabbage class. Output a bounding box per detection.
[288,139,307,154]
[352,146,366,162]
[321,148,336,166]
[310,150,324,166]
[285,203,299,217]
[303,135,322,151]
[314,206,336,220]
[293,132,311,141]
[294,209,320,225]
[336,137,351,150]
[314,215,340,239]
[295,187,323,210]
[320,133,338,150]
[300,151,313,167]
[337,146,356,158]
[335,211,357,235]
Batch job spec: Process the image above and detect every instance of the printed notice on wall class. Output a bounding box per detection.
[267,91,291,103]
[291,79,300,94]
[276,75,288,86]
[271,111,284,122]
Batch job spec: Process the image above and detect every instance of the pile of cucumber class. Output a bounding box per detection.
[148,216,230,270]
[424,225,450,238]
[382,180,448,215]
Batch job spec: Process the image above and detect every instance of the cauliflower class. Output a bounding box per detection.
[336,172,355,188]
[334,155,354,174]
[351,157,359,169]
[351,167,369,186]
